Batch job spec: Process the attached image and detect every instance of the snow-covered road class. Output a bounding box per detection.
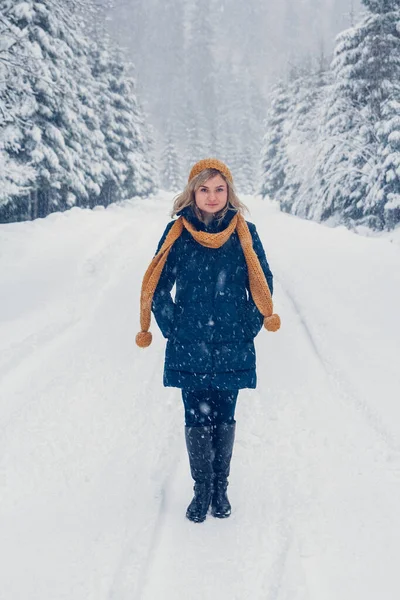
[1,194,400,599]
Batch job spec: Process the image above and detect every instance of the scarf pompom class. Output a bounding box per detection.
[264,314,281,332]
[136,331,152,348]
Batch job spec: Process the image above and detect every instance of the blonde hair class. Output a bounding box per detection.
[171,168,248,222]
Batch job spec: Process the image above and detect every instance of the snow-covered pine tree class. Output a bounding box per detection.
[0,9,36,219]
[0,9,31,125]
[128,0,186,180]
[312,0,400,229]
[363,0,399,11]
[90,45,156,202]
[89,4,157,203]
[161,126,183,192]
[260,54,330,215]
[221,63,264,195]
[123,100,157,199]
[216,61,243,190]
[281,65,329,218]
[259,82,291,201]
[184,101,209,175]
[376,98,400,228]
[275,76,305,214]
[234,143,257,195]
[244,78,268,195]
[0,148,36,221]
[202,59,236,180]
[0,0,156,222]
[0,0,106,219]
[361,0,400,229]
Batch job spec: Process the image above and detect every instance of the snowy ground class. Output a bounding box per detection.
[1,193,400,600]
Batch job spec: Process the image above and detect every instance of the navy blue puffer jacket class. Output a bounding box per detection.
[152,206,273,390]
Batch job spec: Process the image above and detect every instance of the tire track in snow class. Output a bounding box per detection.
[107,337,182,600]
[265,527,294,600]
[240,388,312,600]
[132,454,183,600]
[0,216,159,432]
[278,283,327,370]
[279,279,400,454]
[94,199,187,600]
[1,219,133,380]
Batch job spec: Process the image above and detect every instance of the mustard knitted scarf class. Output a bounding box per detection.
[136,213,281,347]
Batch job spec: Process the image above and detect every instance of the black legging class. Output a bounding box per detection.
[181,389,239,426]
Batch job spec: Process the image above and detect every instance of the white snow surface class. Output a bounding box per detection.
[1,193,400,600]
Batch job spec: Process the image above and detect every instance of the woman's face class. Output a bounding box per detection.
[194,174,228,216]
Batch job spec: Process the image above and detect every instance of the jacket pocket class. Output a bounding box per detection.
[242,301,264,340]
[153,299,176,339]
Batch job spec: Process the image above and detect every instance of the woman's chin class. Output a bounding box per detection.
[204,206,222,214]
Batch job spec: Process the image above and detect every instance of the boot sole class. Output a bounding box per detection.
[211,509,231,518]
[186,512,207,523]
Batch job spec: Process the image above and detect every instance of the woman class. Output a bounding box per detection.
[136,158,280,523]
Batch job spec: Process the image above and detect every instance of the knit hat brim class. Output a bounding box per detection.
[188,158,233,183]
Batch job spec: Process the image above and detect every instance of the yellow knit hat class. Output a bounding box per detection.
[188,158,233,183]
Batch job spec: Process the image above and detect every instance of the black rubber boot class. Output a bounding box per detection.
[211,422,236,518]
[185,425,213,523]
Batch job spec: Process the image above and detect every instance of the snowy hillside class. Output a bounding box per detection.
[1,194,400,600]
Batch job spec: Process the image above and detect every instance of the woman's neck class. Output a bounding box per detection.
[201,212,214,225]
